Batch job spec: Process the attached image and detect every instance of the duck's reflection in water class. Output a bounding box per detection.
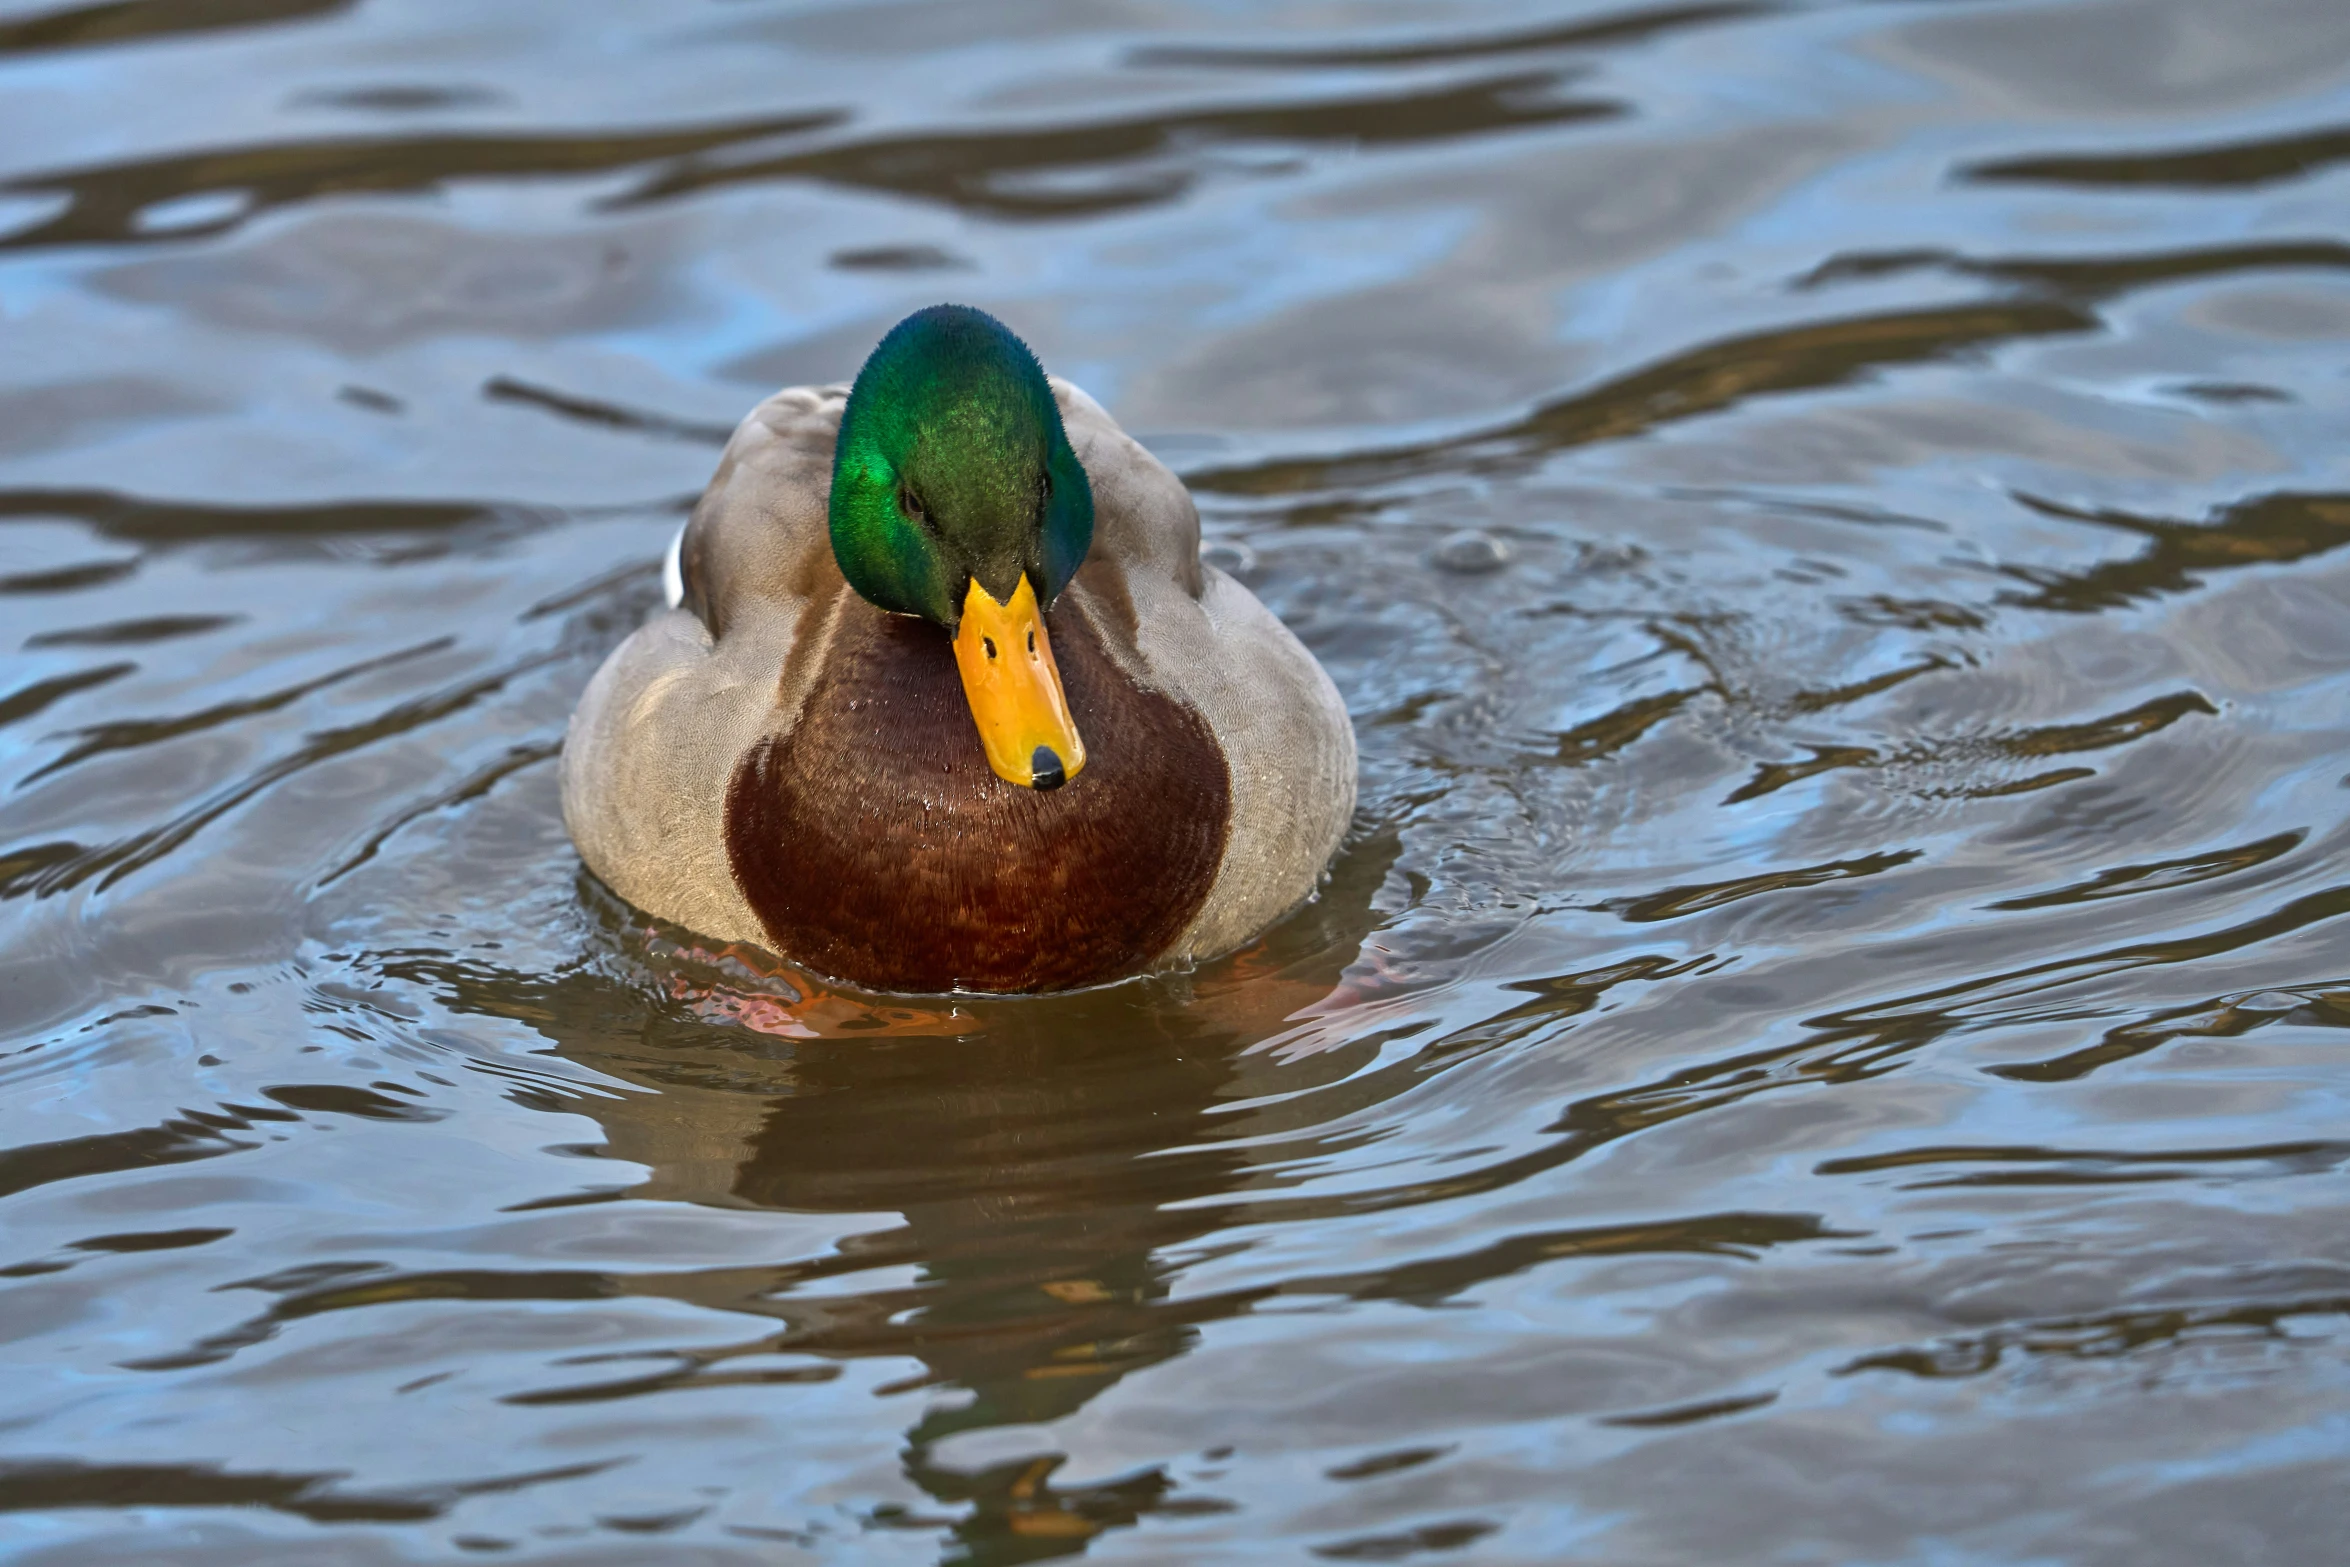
[536,845,1388,1558]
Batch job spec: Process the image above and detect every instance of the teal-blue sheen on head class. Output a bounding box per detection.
[828,305,1094,630]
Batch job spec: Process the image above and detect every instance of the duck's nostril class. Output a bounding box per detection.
[1030,746,1066,790]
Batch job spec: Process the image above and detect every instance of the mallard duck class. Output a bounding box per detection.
[562,305,1356,994]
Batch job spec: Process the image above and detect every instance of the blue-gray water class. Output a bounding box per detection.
[4,0,2350,1561]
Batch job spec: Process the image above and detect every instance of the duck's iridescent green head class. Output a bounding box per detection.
[828,305,1093,633]
[829,305,1097,791]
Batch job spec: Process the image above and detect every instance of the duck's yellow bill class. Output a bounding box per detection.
[951,573,1088,790]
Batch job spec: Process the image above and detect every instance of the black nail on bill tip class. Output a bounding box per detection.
[1030,746,1066,790]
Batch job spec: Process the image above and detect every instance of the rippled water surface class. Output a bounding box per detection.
[6,0,2350,1560]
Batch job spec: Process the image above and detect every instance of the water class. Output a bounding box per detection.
[4,0,2349,1559]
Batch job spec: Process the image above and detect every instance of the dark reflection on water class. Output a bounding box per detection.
[0,0,351,59]
[4,0,2350,1562]
[631,72,1624,219]
[1964,121,2350,190]
[4,110,848,253]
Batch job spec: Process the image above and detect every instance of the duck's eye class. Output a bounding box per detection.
[982,636,997,660]
[897,483,925,523]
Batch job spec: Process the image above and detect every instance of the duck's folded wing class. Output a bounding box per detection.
[672,383,849,638]
[1052,377,1204,600]
[562,383,852,950]
[1052,378,1358,964]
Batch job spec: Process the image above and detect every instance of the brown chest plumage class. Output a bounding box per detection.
[724,593,1231,993]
